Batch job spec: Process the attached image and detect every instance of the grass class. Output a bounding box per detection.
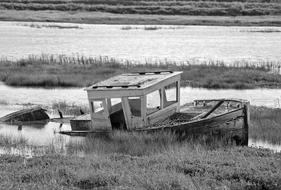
[0,0,281,17]
[1,54,281,89]
[0,143,281,189]
[1,10,281,26]
[52,101,89,116]
[0,134,28,147]
[250,106,281,144]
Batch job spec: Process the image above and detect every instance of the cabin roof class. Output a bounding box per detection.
[85,71,182,91]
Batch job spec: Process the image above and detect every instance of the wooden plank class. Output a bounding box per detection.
[176,80,180,111]
[106,98,112,113]
[201,100,224,119]
[59,130,110,136]
[243,102,250,146]
[194,98,248,104]
[141,95,147,126]
[141,108,244,132]
[91,99,112,130]
[147,103,178,125]
[159,88,164,109]
[175,108,244,132]
[86,71,182,91]
[122,97,132,129]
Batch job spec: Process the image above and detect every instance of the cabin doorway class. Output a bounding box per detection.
[108,98,127,130]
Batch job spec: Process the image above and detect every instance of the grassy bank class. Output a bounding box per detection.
[1,10,281,26]
[1,0,281,26]
[1,55,281,89]
[250,106,281,144]
[1,0,281,17]
[1,142,281,189]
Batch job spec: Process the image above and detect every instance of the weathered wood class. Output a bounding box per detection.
[141,95,147,126]
[90,99,112,130]
[70,115,91,131]
[147,103,178,125]
[200,100,224,119]
[86,73,181,99]
[176,81,180,112]
[0,106,49,123]
[243,102,250,146]
[122,97,132,129]
[139,108,244,132]
[87,71,182,90]
[194,98,248,105]
[59,130,110,136]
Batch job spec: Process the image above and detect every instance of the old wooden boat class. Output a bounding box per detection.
[0,106,49,124]
[60,71,250,145]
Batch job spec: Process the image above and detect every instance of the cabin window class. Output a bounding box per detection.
[146,90,161,115]
[164,82,178,107]
[110,98,122,106]
[91,100,105,113]
[128,97,141,117]
[107,98,122,114]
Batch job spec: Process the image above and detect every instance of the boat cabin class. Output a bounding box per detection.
[85,71,182,130]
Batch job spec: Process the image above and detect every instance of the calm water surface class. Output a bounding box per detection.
[0,83,281,153]
[0,21,281,63]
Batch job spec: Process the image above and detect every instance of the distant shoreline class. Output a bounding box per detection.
[1,10,281,26]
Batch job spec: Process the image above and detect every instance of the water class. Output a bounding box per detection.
[1,83,281,153]
[0,21,281,63]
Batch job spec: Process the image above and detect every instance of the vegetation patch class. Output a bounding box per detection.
[0,145,281,189]
[1,54,281,89]
[0,0,281,17]
[250,106,281,144]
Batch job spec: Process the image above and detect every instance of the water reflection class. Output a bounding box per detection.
[249,139,281,153]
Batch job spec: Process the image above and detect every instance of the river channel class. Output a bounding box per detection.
[0,21,281,63]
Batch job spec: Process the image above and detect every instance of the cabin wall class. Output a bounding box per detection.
[86,73,181,130]
[88,98,112,130]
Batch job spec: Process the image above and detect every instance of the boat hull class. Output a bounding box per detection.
[0,106,49,124]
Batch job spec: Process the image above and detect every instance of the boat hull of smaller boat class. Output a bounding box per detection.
[0,106,49,124]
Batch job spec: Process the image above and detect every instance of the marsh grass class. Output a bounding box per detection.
[1,54,281,89]
[0,134,28,147]
[1,142,280,189]
[52,101,89,116]
[1,0,281,16]
[65,130,237,156]
[250,106,281,144]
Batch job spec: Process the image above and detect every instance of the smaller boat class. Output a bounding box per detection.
[0,106,49,124]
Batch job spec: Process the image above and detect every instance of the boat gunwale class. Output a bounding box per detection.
[135,106,245,132]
